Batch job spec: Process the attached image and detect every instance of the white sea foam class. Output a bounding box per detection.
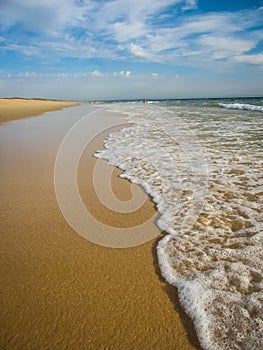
[95,102,263,350]
[220,102,263,112]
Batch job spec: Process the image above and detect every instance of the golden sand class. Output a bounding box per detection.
[0,98,81,124]
[0,101,201,349]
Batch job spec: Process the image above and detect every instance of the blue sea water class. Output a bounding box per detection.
[105,96,263,112]
[95,97,263,350]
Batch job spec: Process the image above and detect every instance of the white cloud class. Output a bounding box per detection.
[118,70,132,77]
[152,72,159,77]
[91,69,104,77]
[2,70,137,80]
[197,35,256,59]
[129,42,160,62]
[1,70,262,100]
[182,0,198,11]
[0,0,263,72]
[112,20,147,42]
[200,36,255,52]
[0,0,198,41]
[127,10,263,68]
[0,0,86,34]
[88,0,184,44]
[129,43,146,57]
[234,54,263,65]
[3,43,41,56]
[6,70,121,80]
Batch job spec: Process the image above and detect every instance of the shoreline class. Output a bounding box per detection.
[0,101,201,349]
[0,98,81,124]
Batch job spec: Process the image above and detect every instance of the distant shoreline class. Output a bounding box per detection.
[0,98,81,124]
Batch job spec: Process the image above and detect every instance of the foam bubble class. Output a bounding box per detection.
[95,103,263,350]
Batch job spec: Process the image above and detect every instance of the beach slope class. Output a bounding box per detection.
[0,102,200,349]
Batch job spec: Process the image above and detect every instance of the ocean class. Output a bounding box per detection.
[95,97,263,350]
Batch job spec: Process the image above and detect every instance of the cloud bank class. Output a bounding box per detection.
[0,0,262,99]
[0,0,262,69]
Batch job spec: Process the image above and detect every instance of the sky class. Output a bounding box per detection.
[0,0,263,100]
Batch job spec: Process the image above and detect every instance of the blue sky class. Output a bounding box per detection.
[0,0,263,100]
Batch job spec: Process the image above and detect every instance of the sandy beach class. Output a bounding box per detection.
[0,98,81,124]
[0,100,201,349]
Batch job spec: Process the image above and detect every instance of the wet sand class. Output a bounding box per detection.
[0,102,201,349]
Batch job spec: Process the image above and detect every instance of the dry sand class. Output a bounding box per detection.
[0,98,81,124]
[0,100,201,349]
